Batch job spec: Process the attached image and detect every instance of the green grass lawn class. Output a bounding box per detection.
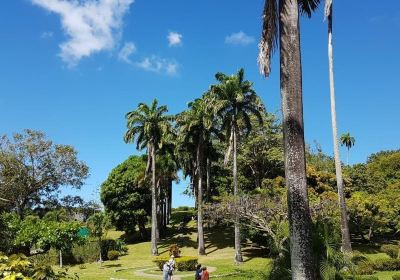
[64,223,272,280]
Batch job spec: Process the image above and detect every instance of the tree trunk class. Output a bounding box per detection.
[59,250,63,268]
[279,0,315,278]
[168,180,172,223]
[151,144,158,255]
[233,125,243,263]
[327,3,352,253]
[206,157,211,202]
[197,141,206,255]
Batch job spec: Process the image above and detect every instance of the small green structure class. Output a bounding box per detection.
[78,227,90,238]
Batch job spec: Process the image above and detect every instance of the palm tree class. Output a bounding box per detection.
[176,97,220,255]
[340,133,355,166]
[324,0,352,253]
[124,99,172,256]
[258,0,321,278]
[210,69,264,263]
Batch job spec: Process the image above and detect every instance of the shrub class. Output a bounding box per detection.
[107,250,119,261]
[100,239,128,259]
[343,276,379,280]
[175,256,198,271]
[357,258,400,274]
[351,252,368,265]
[392,274,400,280]
[153,256,198,271]
[381,244,399,259]
[169,244,181,257]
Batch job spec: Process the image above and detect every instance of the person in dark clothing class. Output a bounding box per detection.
[195,264,202,280]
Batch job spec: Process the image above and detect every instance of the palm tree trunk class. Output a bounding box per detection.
[206,157,211,202]
[233,124,243,263]
[151,144,158,255]
[347,148,349,166]
[197,141,206,255]
[327,3,352,253]
[59,250,63,268]
[280,0,315,278]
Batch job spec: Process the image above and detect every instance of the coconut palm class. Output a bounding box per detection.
[340,133,355,166]
[124,99,172,256]
[324,0,352,253]
[210,69,264,263]
[258,0,321,278]
[176,97,220,255]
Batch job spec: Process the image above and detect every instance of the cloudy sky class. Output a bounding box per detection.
[1,0,399,206]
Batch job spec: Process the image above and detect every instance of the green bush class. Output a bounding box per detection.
[351,252,368,265]
[153,256,198,271]
[392,274,400,280]
[381,244,399,259]
[100,239,128,259]
[107,250,119,261]
[175,256,198,271]
[357,258,400,274]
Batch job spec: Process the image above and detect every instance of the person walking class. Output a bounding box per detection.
[195,264,202,280]
[162,260,174,280]
[200,266,209,280]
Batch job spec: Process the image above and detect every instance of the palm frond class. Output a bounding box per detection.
[324,0,333,19]
[298,0,322,18]
[258,0,278,77]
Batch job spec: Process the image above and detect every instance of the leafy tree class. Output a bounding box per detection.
[340,132,355,165]
[366,150,400,192]
[258,0,321,277]
[0,130,89,218]
[124,99,173,256]
[209,68,264,263]
[87,212,111,263]
[100,155,151,238]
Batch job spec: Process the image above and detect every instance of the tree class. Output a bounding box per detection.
[340,132,355,165]
[0,130,89,218]
[176,97,220,255]
[210,68,264,263]
[258,0,321,278]
[324,0,352,253]
[87,212,111,264]
[100,155,151,238]
[124,99,173,256]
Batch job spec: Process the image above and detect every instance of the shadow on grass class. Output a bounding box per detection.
[103,263,122,268]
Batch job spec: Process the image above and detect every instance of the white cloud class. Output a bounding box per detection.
[167,31,183,47]
[40,31,54,39]
[135,56,178,75]
[225,31,255,46]
[118,42,136,63]
[32,0,134,67]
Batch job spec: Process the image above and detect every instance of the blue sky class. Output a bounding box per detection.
[1,0,399,207]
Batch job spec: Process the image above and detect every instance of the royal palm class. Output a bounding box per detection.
[124,99,172,256]
[258,0,321,278]
[210,68,263,263]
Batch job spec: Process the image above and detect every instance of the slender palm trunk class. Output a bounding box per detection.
[347,148,349,166]
[233,124,243,263]
[327,4,352,253]
[197,140,206,255]
[59,250,63,268]
[280,0,315,278]
[151,144,158,255]
[206,157,211,202]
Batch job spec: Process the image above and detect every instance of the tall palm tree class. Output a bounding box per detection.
[324,0,352,253]
[176,97,220,255]
[340,132,355,166]
[258,0,321,278]
[124,99,172,256]
[210,69,264,263]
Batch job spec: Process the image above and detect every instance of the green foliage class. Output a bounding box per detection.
[0,253,76,280]
[100,239,127,260]
[392,274,400,280]
[106,250,119,261]
[153,256,198,271]
[351,252,368,265]
[358,259,400,274]
[100,155,151,235]
[381,244,399,259]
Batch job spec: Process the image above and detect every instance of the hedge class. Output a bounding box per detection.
[153,256,198,271]
[381,244,399,259]
[357,258,400,275]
